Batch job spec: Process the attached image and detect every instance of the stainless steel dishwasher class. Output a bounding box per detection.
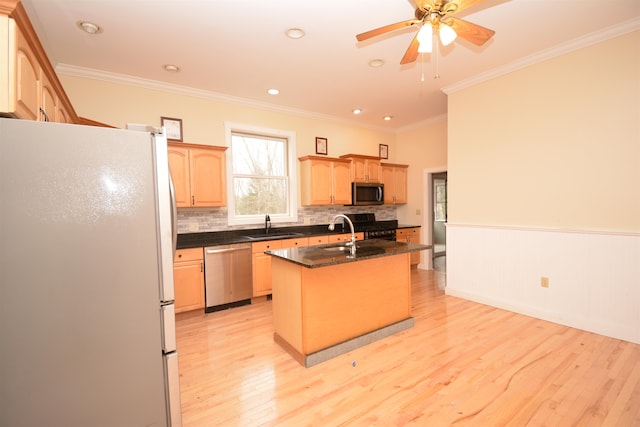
[204,243,253,312]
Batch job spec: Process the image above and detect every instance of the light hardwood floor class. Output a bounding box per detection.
[175,269,640,426]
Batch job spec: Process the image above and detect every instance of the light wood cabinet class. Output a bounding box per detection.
[252,240,284,297]
[173,248,205,313]
[340,154,381,183]
[1,6,77,123]
[381,163,408,204]
[397,227,421,266]
[168,142,227,208]
[299,156,351,206]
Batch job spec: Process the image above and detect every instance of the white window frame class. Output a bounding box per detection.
[224,121,298,226]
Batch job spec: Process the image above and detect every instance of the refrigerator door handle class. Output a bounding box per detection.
[169,173,178,256]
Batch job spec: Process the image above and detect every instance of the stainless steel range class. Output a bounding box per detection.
[345,213,398,241]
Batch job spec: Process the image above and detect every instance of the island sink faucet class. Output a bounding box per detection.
[265,214,271,233]
[328,214,356,256]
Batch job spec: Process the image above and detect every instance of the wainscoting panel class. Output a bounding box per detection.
[446,224,640,344]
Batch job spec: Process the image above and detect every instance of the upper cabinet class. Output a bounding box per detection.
[339,154,381,183]
[299,156,352,206]
[1,3,77,123]
[381,163,408,204]
[168,142,227,208]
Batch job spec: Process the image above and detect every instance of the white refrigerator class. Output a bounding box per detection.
[0,118,182,426]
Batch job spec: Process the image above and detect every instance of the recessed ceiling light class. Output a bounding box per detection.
[285,28,305,39]
[267,88,280,95]
[77,21,102,34]
[352,109,362,115]
[163,64,180,72]
[368,59,385,68]
[383,116,393,121]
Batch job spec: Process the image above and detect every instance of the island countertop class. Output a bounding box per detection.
[266,238,431,269]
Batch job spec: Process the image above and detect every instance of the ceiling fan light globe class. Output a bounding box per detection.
[439,24,457,46]
[417,24,433,53]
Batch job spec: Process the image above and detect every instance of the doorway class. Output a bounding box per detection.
[432,172,447,271]
[423,168,447,271]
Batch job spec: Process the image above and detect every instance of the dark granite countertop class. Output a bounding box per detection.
[177,224,352,249]
[266,238,431,269]
[176,223,422,249]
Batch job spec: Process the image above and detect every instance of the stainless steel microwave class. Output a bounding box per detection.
[351,182,384,205]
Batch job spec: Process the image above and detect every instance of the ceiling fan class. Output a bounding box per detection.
[356,0,496,64]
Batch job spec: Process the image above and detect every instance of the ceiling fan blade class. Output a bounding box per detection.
[445,16,495,46]
[356,19,419,42]
[441,0,489,15]
[400,33,421,65]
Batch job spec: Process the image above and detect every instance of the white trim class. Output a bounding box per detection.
[442,17,640,95]
[446,222,640,238]
[223,121,298,226]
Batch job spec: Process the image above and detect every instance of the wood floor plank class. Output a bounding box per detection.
[175,269,640,426]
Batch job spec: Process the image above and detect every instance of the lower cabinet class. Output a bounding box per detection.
[252,240,284,297]
[173,248,205,313]
[396,227,421,266]
[251,234,364,297]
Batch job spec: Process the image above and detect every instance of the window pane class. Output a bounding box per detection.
[233,177,287,215]
[232,134,285,176]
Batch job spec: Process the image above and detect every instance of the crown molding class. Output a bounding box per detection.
[442,17,640,95]
[55,64,395,134]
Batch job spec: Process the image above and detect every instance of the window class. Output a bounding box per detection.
[225,122,297,226]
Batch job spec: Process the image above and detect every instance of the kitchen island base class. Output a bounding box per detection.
[271,252,413,367]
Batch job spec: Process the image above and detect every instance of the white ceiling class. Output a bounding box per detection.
[21,0,640,130]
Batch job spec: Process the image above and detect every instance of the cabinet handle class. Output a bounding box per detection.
[192,195,195,205]
[200,262,203,273]
[39,108,49,122]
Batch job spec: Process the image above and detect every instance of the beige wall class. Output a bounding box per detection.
[447,31,640,232]
[58,75,395,160]
[395,116,448,227]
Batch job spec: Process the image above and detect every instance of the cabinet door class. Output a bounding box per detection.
[190,148,226,207]
[381,165,395,204]
[332,161,352,204]
[173,260,204,313]
[351,158,367,182]
[307,160,332,205]
[252,240,283,296]
[40,72,56,123]
[367,160,381,183]
[167,146,191,207]
[393,167,408,204]
[14,27,39,120]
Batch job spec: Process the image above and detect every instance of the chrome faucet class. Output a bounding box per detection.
[265,214,271,233]
[328,214,356,255]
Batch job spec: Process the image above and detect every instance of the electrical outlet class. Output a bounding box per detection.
[416,209,421,215]
[541,277,549,288]
[188,222,199,232]
[303,217,311,225]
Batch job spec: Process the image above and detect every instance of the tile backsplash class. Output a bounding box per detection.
[177,205,397,234]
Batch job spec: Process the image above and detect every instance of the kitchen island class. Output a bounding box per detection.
[267,239,430,367]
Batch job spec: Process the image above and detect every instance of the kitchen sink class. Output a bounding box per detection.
[242,232,304,241]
